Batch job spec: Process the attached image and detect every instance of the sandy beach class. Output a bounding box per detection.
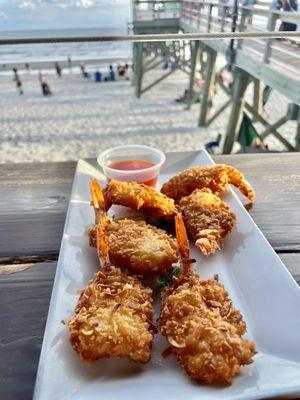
[0,66,296,163]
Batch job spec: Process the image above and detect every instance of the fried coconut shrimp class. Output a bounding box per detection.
[67,268,154,363]
[180,189,237,256]
[104,179,177,221]
[161,164,255,204]
[89,179,177,275]
[65,189,154,364]
[88,219,177,275]
[158,214,256,385]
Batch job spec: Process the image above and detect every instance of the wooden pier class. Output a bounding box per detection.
[132,0,300,153]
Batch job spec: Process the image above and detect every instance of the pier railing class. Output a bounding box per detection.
[180,0,300,78]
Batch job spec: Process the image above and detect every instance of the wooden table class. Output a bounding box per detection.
[0,152,299,400]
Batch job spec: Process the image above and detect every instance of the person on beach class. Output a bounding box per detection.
[13,68,23,95]
[39,72,52,96]
[124,63,130,81]
[55,62,62,78]
[117,63,125,77]
[109,64,115,81]
[68,55,72,73]
[95,70,102,82]
[80,64,86,78]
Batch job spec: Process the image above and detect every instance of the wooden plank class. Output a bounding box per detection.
[198,47,217,126]
[186,40,199,110]
[279,253,300,284]
[0,153,299,259]
[0,161,76,258]
[0,159,76,187]
[264,12,278,63]
[223,70,251,154]
[252,79,263,120]
[215,153,300,251]
[135,42,144,98]
[0,262,56,400]
[1,253,299,399]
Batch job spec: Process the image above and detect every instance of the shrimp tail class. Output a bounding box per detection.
[90,178,106,223]
[226,166,255,202]
[175,213,194,275]
[96,216,111,271]
[90,179,111,270]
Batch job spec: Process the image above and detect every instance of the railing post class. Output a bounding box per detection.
[197,2,201,30]
[223,69,251,153]
[207,4,213,32]
[198,47,217,126]
[186,40,199,110]
[199,44,205,77]
[237,7,249,49]
[135,42,144,98]
[253,78,263,121]
[220,6,226,32]
[264,12,278,63]
[132,42,137,87]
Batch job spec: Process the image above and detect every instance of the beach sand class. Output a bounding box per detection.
[0,68,296,163]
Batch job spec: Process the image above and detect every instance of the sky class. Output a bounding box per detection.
[0,0,131,31]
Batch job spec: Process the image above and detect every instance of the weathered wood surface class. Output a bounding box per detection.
[218,153,300,252]
[0,152,299,400]
[0,160,76,257]
[0,262,56,400]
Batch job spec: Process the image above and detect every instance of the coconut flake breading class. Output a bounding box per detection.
[158,272,255,385]
[104,180,177,221]
[180,189,237,256]
[66,267,154,364]
[157,214,256,386]
[88,218,177,275]
[161,164,255,204]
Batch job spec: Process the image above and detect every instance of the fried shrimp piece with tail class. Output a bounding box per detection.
[180,188,236,256]
[158,214,256,385]
[65,187,154,364]
[103,179,177,221]
[89,179,177,275]
[161,164,255,204]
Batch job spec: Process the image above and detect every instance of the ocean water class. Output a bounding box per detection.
[0,28,131,65]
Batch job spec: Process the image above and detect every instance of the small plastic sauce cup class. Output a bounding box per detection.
[97,145,166,187]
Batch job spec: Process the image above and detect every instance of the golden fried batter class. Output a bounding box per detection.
[88,218,177,275]
[159,275,255,384]
[104,180,177,221]
[161,164,255,204]
[67,268,154,363]
[66,182,155,364]
[180,189,236,256]
[197,276,246,336]
[158,214,256,385]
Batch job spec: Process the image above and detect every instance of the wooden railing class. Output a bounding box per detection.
[180,0,300,77]
[132,0,300,76]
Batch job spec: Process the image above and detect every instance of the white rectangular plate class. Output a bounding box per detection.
[34,150,300,400]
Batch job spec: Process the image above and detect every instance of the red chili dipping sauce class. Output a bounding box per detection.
[109,160,158,187]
